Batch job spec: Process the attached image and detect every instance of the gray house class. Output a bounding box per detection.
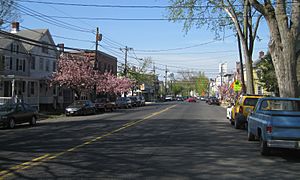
[0,22,59,110]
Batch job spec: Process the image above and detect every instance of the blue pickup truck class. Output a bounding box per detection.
[247,97,300,155]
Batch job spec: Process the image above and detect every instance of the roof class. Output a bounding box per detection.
[0,35,13,50]
[15,29,56,51]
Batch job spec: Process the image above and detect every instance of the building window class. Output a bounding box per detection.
[30,82,35,95]
[9,57,12,70]
[22,59,25,72]
[46,60,50,72]
[0,55,4,71]
[31,57,36,70]
[16,58,19,70]
[39,58,44,71]
[42,42,48,54]
[258,86,262,95]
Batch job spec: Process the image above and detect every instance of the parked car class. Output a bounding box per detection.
[129,96,141,107]
[94,98,116,112]
[186,97,197,102]
[231,94,263,129]
[165,95,174,101]
[207,97,220,105]
[226,103,234,120]
[247,97,300,155]
[200,96,206,101]
[65,100,96,116]
[176,97,184,101]
[0,102,39,129]
[116,97,132,109]
[139,96,146,106]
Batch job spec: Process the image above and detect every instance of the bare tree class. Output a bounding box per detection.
[168,0,263,94]
[249,0,300,97]
[0,0,19,29]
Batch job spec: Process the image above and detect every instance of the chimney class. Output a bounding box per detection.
[11,22,20,33]
[259,51,265,59]
[57,43,65,52]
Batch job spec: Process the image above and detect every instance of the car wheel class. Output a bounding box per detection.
[247,130,255,141]
[260,137,271,156]
[8,119,16,129]
[234,117,240,129]
[234,114,243,129]
[30,116,37,126]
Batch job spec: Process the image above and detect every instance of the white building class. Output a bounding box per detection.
[0,22,59,110]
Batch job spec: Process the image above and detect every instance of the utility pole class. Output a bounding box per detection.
[220,64,223,86]
[165,65,168,96]
[94,27,102,100]
[153,63,156,102]
[121,46,132,77]
[237,33,246,94]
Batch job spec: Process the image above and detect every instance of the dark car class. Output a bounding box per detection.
[0,102,39,129]
[65,100,96,116]
[208,97,220,105]
[94,98,116,112]
[138,96,146,106]
[116,97,132,109]
[129,96,141,107]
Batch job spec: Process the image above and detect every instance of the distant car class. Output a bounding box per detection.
[186,97,197,103]
[94,98,116,112]
[176,97,184,101]
[139,96,146,106]
[116,97,132,109]
[207,97,220,105]
[65,100,96,116]
[247,97,300,155]
[165,95,173,101]
[0,102,39,129]
[200,96,206,101]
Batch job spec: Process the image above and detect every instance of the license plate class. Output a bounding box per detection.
[70,111,74,114]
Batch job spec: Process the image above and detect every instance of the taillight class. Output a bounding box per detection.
[239,107,243,113]
[266,126,272,133]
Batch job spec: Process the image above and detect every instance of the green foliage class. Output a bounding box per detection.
[168,0,239,37]
[256,53,279,96]
[195,72,209,96]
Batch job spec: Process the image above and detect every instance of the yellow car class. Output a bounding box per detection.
[231,95,264,129]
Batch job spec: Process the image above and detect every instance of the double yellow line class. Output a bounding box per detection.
[0,104,176,179]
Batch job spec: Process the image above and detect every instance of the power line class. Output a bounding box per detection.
[13,3,94,33]
[15,0,295,8]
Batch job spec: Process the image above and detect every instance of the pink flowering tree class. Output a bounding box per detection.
[96,72,133,95]
[50,54,99,99]
[51,54,133,99]
[218,83,240,104]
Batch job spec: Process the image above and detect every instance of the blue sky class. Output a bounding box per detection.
[13,0,270,79]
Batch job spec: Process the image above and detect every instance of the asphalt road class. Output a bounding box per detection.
[1,101,300,179]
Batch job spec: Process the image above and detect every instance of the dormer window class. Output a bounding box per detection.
[42,42,48,54]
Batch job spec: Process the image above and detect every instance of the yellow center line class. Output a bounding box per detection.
[0,104,176,179]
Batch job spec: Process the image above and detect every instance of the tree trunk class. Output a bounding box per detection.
[266,14,299,98]
[240,40,255,94]
[249,0,300,98]
[269,37,299,97]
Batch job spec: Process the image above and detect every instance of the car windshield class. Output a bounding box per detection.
[95,99,106,103]
[244,98,259,106]
[260,99,300,111]
[0,104,16,112]
[72,101,86,106]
